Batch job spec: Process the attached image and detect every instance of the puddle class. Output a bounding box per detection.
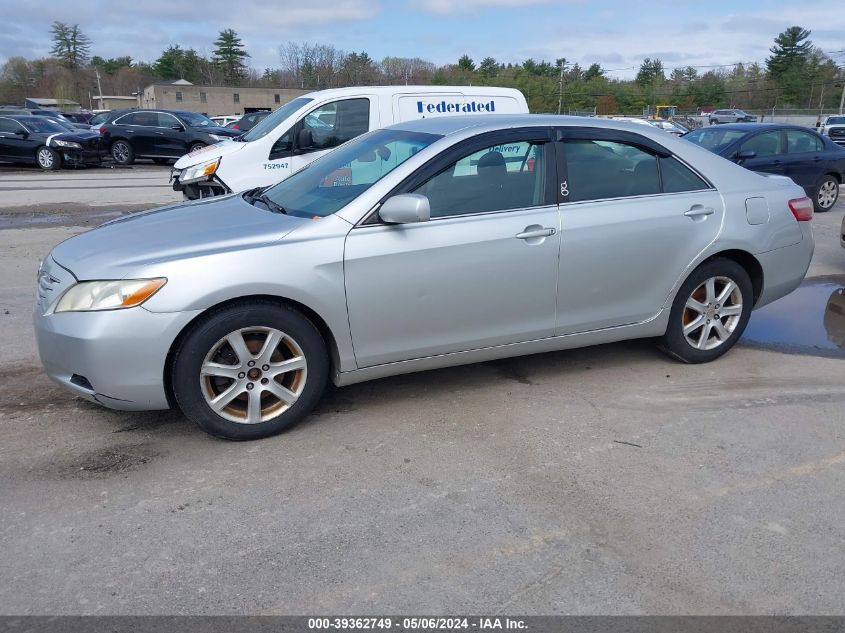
[741,276,845,358]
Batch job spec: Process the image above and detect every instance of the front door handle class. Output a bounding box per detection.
[684,205,715,219]
[516,227,556,240]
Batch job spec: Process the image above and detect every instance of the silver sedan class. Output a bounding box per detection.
[34,115,815,440]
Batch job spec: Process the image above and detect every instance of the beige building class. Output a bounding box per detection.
[141,81,308,116]
[93,95,138,110]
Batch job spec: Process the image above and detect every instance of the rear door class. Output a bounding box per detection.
[555,127,724,334]
[780,128,826,189]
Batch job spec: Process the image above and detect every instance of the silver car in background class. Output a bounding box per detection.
[34,115,814,440]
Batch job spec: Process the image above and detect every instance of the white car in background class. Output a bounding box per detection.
[210,115,242,127]
[818,115,845,147]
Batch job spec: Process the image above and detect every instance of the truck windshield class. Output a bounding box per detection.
[241,97,313,142]
[258,128,441,218]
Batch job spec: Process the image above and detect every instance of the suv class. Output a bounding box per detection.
[100,109,240,165]
[709,109,757,125]
[818,115,845,147]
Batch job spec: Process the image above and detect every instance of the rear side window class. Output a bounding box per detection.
[563,140,660,202]
[659,157,709,193]
[785,130,823,153]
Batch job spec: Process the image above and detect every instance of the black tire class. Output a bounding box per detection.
[658,258,753,364]
[188,142,206,154]
[36,146,61,170]
[812,175,839,213]
[152,157,171,165]
[111,139,135,165]
[171,301,329,440]
[710,119,718,125]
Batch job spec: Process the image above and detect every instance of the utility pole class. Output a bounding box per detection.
[839,81,845,115]
[557,62,564,115]
[95,69,102,109]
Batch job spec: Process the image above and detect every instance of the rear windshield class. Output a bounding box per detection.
[683,127,747,153]
[241,97,313,142]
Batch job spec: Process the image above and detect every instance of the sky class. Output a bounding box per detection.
[1,0,844,79]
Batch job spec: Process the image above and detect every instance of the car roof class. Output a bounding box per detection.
[698,123,810,132]
[391,113,683,137]
[0,114,52,122]
[300,85,524,100]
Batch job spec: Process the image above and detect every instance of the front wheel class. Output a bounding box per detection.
[171,302,329,440]
[188,143,206,154]
[36,146,61,170]
[813,176,839,212]
[659,258,753,364]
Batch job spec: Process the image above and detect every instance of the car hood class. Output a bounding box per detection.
[54,130,100,143]
[50,194,306,280]
[173,138,244,169]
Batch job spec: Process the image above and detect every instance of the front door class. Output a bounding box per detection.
[344,130,560,368]
[555,129,725,334]
[736,130,786,177]
[0,117,35,161]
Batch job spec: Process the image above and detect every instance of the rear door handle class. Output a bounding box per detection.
[684,206,715,218]
[516,227,556,239]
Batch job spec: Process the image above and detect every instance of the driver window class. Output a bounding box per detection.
[412,140,547,218]
[298,98,370,153]
[157,113,180,128]
[741,131,782,157]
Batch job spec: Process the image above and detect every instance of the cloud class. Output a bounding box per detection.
[415,0,555,14]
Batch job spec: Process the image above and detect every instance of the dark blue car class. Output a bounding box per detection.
[683,123,845,212]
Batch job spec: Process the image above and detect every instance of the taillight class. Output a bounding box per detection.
[232,124,239,129]
[788,197,813,221]
[98,126,106,134]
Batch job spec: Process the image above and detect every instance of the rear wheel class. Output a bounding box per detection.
[171,302,329,440]
[659,258,753,363]
[111,140,134,165]
[36,146,60,170]
[813,176,839,212]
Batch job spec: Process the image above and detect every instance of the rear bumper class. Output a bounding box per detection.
[755,224,814,309]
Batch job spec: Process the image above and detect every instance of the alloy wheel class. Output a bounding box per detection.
[112,142,129,163]
[682,276,743,350]
[199,326,308,424]
[817,179,839,210]
[37,148,54,169]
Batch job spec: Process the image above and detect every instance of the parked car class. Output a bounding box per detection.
[818,115,845,147]
[210,115,242,127]
[648,119,689,136]
[100,109,240,165]
[0,107,89,129]
[61,111,93,124]
[682,123,845,212]
[172,85,529,199]
[709,109,757,124]
[0,114,103,169]
[35,115,813,440]
[225,111,269,133]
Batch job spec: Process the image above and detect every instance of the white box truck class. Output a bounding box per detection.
[171,85,528,199]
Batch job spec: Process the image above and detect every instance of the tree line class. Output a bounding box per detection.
[1,22,841,114]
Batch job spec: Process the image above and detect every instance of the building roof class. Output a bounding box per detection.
[25,97,81,106]
[94,95,136,100]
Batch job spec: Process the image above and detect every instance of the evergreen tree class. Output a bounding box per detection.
[766,26,812,78]
[457,55,475,72]
[49,22,91,69]
[213,29,251,83]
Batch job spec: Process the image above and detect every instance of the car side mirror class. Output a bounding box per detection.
[14,129,28,137]
[171,124,184,131]
[297,128,314,151]
[379,194,431,224]
[734,149,756,161]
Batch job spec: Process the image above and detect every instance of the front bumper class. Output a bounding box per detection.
[58,147,104,167]
[34,300,202,411]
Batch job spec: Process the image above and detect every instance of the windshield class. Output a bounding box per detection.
[22,118,69,134]
[683,127,747,153]
[826,117,845,126]
[259,128,441,218]
[242,97,313,142]
[179,112,216,128]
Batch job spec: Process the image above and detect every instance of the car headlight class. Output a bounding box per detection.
[52,139,82,149]
[179,157,220,184]
[54,278,167,312]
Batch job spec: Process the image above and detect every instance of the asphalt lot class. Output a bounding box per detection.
[0,164,844,615]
